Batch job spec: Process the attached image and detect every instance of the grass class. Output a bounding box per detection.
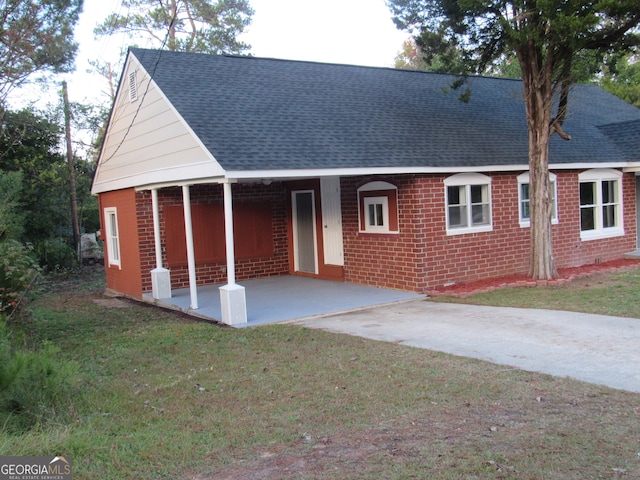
[432,266,640,318]
[2,267,640,479]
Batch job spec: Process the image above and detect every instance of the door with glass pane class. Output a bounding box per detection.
[292,190,318,274]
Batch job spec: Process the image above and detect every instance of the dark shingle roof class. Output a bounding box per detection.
[130,48,640,172]
[597,119,640,162]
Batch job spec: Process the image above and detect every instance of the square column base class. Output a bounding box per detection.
[219,283,247,325]
[151,268,172,300]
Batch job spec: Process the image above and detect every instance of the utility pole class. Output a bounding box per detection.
[62,80,80,260]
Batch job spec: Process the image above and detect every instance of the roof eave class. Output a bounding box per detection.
[224,161,635,182]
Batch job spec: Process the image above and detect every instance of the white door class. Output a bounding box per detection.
[292,190,318,274]
[321,177,344,266]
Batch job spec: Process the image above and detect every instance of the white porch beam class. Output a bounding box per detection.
[182,185,199,309]
[220,180,247,325]
[150,188,172,299]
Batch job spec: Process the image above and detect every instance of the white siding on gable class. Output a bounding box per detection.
[92,54,225,194]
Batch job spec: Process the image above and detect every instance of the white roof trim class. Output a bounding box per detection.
[135,176,229,191]
[225,165,529,180]
[93,160,221,194]
[224,162,636,181]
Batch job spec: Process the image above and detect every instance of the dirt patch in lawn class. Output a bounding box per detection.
[92,298,132,308]
[188,381,640,479]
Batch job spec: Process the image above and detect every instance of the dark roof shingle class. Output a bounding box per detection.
[131,48,640,172]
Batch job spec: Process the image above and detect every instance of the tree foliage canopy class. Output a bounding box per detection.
[0,170,23,241]
[601,53,640,107]
[0,105,99,269]
[95,0,253,54]
[0,0,83,101]
[388,0,640,280]
[0,107,66,244]
[389,1,640,66]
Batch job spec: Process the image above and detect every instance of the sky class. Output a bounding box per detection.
[14,0,410,108]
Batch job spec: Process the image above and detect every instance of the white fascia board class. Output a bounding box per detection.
[225,162,635,181]
[135,176,229,192]
[550,162,629,170]
[224,165,530,180]
[92,160,224,194]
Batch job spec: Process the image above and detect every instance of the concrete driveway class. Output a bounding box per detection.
[287,299,640,393]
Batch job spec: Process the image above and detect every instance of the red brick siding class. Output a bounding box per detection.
[136,183,289,294]
[342,176,428,292]
[341,171,636,293]
[115,170,636,298]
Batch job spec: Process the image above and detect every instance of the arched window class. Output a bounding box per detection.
[357,181,399,234]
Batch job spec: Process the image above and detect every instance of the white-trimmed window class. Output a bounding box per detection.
[517,172,558,228]
[357,181,399,234]
[364,196,388,232]
[444,173,492,235]
[104,207,121,268]
[579,169,624,240]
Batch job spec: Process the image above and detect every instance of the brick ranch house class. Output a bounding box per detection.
[92,48,640,325]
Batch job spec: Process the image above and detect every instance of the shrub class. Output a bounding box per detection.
[0,240,40,315]
[40,237,78,272]
[0,321,79,433]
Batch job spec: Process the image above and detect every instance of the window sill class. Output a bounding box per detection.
[359,229,400,235]
[446,225,493,236]
[580,228,624,242]
[519,219,559,229]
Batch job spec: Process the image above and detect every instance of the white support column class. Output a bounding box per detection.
[182,185,198,309]
[219,180,247,325]
[152,188,163,269]
[151,188,171,299]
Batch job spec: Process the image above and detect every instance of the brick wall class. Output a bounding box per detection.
[342,175,429,292]
[136,182,289,294]
[130,170,636,297]
[341,171,636,293]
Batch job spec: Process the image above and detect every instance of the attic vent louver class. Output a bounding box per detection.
[129,71,138,102]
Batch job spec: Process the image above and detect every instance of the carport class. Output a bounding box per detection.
[142,276,422,327]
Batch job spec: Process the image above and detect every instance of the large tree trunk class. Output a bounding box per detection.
[519,47,559,280]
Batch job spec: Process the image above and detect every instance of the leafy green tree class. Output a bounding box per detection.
[0,240,39,315]
[388,0,640,280]
[601,54,640,107]
[94,0,253,54]
[0,108,68,249]
[0,105,100,269]
[0,0,83,102]
[0,170,24,241]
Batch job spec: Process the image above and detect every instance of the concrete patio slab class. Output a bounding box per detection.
[143,275,422,327]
